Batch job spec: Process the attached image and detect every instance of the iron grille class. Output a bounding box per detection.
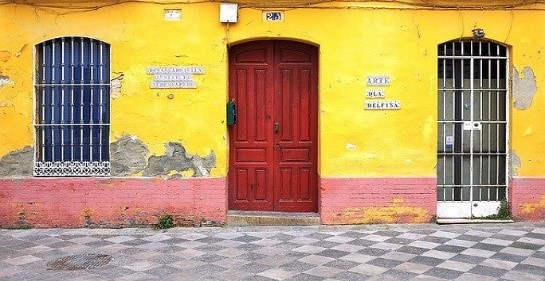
[437,40,508,203]
[34,37,110,176]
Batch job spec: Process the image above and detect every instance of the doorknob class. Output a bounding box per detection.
[273,122,280,133]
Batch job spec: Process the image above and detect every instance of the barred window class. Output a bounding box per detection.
[34,37,111,176]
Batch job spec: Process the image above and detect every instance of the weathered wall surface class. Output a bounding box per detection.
[0,178,226,228]
[0,2,227,178]
[320,178,436,224]
[1,0,545,226]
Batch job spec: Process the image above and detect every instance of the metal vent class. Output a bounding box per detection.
[47,254,112,270]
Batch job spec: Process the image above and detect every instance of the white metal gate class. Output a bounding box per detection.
[437,40,508,219]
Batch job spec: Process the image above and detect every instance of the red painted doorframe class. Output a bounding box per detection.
[228,40,318,212]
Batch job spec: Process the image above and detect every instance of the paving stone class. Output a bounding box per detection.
[1,222,544,281]
[322,259,359,270]
[383,268,420,280]
[450,253,487,264]
[331,270,370,281]
[480,258,518,270]
[279,261,316,272]
[512,263,545,276]
[4,255,41,265]
[409,256,444,266]
[297,254,335,265]
[436,260,475,272]
[366,257,404,268]
[424,267,464,279]
[473,242,506,252]
[258,268,297,280]
[501,269,544,281]
[283,273,324,281]
[317,249,350,258]
[468,265,508,278]
[509,241,542,251]
[394,261,432,274]
[357,247,389,256]
[304,265,343,278]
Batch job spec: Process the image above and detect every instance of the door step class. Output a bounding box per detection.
[436,218,514,224]
[227,211,320,226]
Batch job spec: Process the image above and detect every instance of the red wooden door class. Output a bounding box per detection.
[228,40,318,212]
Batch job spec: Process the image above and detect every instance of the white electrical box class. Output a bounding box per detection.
[219,3,238,23]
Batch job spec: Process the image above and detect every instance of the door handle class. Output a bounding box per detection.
[273,122,280,133]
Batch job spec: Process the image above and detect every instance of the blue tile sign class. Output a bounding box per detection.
[147,66,204,74]
[148,66,204,89]
[364,100,401,110]
[367,75,390,86]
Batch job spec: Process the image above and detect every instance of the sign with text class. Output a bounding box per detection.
[367,75,390,86]
[365,89,385,98]
[364,100,401,110]
[147,66,204,89]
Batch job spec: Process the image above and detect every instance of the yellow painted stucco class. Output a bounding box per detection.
[1,0,545,178]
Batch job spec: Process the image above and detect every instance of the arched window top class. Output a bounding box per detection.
[37,36,110,46]
[36,37,110,85]
[438,40,507,58]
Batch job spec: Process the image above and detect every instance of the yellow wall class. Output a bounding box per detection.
[1,1,544,178]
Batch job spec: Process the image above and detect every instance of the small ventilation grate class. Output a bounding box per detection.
[47,254,112,270]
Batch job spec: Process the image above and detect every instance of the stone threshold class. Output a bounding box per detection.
[227,211,320,226]
[436,218,514,224]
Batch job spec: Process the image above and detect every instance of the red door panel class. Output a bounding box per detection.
[229,40,318,212]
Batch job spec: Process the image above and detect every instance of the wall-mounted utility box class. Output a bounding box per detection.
[220,3,238,23]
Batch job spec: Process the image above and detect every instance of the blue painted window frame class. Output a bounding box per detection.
[34,37,110,176]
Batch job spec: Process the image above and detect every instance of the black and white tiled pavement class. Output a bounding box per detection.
[1,222,544,280]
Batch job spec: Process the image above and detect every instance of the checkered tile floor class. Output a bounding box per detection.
[1,223,545,280]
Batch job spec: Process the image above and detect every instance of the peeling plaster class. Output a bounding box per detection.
[510,151,521,177]
[110,73,124,99]
[512,67,537,110]
[345,143,357,151]
[0,75,14,87]
[0,146,33,177]
[110,135,149,176]
[143,142,216,178]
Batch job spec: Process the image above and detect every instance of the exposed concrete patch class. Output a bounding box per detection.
[110,73,124,99]
[0,75,14,87]
[110,135,149,176]
[512,67,537,110]
[510,151,521,177]
[0,146,33,177]
[143,142,216,178]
